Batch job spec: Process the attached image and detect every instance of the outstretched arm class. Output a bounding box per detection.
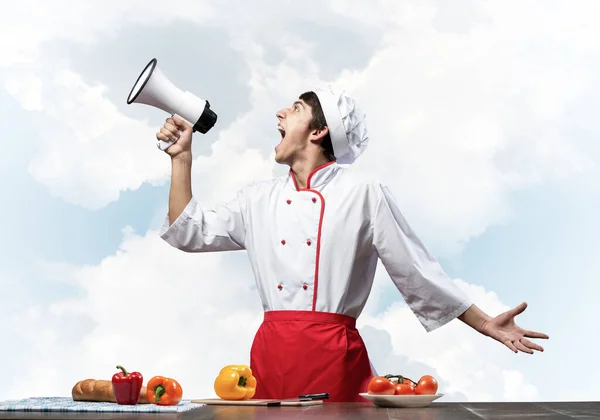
[373,183,549,354]
[458,302,549,354]
[373,183,473,332]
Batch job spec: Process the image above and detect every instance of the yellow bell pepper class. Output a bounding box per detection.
[214,365,257,400]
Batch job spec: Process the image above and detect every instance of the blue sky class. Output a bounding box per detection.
[1,0,599,403]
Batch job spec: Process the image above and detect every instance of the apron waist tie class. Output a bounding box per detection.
[262,310,357,329]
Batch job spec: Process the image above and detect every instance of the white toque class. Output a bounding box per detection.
[314,85,369,165]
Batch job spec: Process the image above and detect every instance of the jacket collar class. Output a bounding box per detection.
[288,161,340,191]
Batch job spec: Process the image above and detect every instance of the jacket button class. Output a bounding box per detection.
[281,239,286,245]
[286,199,292,204]
[303,284,308,290]
[312,197,317,203]
[278,284,283,290]
[306,240,312,246]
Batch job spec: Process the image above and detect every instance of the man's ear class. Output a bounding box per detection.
[309,126,329,143]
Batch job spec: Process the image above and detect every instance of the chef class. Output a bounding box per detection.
[156,86,549,402]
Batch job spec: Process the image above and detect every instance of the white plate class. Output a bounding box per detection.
[359,393,444,408]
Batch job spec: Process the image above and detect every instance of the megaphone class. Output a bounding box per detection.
[126,58,217,151]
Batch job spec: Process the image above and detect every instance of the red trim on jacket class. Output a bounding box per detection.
[289,161,335,191]
[288,161,334,311]
[305,161,335,189]
[309,190,325,311]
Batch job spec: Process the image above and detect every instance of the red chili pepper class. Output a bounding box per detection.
[111,365,143,405]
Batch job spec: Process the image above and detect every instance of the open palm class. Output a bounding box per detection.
[482,302,549,354]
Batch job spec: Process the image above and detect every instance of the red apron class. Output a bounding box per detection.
[249,310,373,402]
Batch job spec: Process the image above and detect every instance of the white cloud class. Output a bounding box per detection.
[333,2,596,254]
[3,71,43,110]
[502,370,538,401]
[25,68,171,210]
[0,0,217,68]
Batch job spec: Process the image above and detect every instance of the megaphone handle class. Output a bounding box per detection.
[157,138,175,151]
[156,114,182,152]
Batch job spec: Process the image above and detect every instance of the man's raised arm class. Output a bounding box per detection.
[156,117,247,253]
[169,152,193,226]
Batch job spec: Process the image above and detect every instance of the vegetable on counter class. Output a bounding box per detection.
[366,376,396,395]
[414,375,438,395]
[384,374,416,395]
[367,373,438,396]
[73,379,150,404]
[147,376,183,406]
[111,365,144,405]
[214,365,257,400]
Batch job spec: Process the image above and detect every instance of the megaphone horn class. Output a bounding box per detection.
[126,58,218,151]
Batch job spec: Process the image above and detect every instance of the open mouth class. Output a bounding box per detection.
[275,125,286,151]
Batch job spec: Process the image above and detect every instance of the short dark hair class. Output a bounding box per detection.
[299,91,336,161]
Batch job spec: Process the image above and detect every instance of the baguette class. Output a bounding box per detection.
[72,379,150,404]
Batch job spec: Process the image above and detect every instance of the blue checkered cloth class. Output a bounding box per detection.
[0,397,204,413]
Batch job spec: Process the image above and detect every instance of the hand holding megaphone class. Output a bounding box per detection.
[156,116,193,157]
[126,58,217,152]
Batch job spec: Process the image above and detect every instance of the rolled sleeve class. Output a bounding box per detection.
[159,192,247,253]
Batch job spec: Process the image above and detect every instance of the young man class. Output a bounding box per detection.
[156,86,549,402]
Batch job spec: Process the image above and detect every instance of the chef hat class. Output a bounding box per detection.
[314,85,369,165]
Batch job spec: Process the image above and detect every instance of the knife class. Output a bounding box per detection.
[298,393,329,400]
[266,393,330,406]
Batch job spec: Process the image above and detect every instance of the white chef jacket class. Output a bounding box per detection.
[159,162,473,332]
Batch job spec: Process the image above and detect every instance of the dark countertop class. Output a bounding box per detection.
[1,402,599,420]
[0,401,600,420]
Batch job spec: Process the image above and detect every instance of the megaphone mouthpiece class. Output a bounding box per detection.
[127,58,218,150]
[127,58,158,106]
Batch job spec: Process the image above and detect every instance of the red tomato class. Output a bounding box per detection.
[394,383,415,395]
[414,375,438,395]
[367,376,395,395]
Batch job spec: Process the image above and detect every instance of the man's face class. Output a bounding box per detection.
[274,99,314,165]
